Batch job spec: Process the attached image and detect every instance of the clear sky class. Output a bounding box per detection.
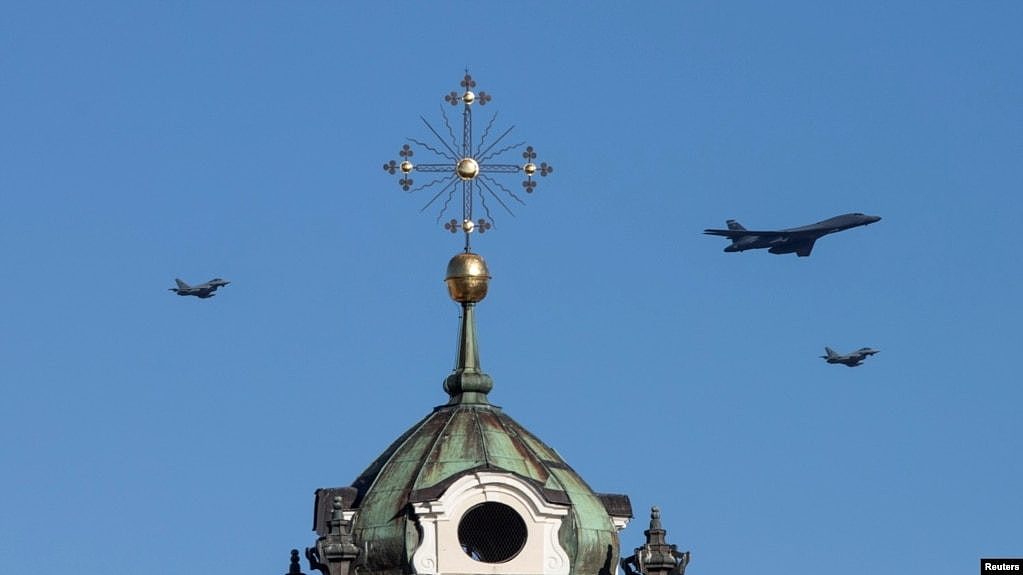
[1,2,1020,574]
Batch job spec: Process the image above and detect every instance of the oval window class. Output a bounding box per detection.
[457,502,528,563]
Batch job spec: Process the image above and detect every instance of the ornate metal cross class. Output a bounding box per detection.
[383,72,553,251]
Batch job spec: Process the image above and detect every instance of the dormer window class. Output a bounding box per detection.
[410,471,571,575]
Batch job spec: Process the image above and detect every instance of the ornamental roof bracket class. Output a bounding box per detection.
[306,496,360,575]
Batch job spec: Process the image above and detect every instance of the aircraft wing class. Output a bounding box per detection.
[794,239,816,257]
[703,228,788,239]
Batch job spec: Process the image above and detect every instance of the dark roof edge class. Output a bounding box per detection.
[407,464,572,507]
[312,486,359,535]
[596,492,633,519]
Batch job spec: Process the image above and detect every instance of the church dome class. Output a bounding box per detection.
[345,401,627,575]
[310,253,631,575]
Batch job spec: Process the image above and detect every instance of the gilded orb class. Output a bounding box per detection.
[445,252,490,303]
[462,219,475,233]
[463,90,476,105]
[456,158,480,180]
[523,162,537,176]
[400,160,413,173]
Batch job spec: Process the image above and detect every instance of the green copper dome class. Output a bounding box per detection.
[311,254,630,575]
[347,402,626,575]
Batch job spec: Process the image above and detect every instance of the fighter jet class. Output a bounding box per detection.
[820,346,879,367]
[703,212,881,257]
[168,278,230,299]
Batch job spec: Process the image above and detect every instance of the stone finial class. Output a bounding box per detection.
[648,506,664,537]
[621,507,691,575]
[286,549,306,575]
[307,497,360,575]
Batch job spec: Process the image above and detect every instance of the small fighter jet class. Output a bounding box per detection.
[168,278,230,299]
[820,346,879,367]
[703,212,881,257]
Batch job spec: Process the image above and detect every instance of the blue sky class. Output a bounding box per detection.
[1,2,1020,574]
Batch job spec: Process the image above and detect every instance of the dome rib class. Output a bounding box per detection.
[471,406,493,467]
[492,412,570,493]
[408,406,462,496]
[350,410,435,509]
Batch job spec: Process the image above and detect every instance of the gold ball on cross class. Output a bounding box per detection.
[457,158,479,180]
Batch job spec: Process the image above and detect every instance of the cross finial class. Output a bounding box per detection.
[383,72,553,248]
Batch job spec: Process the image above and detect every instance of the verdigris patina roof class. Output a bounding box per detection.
[317,254,630,575]
[347,401,625,575]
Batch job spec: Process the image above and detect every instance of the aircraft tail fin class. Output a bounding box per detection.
[824,346,837,357]
[726,219,746,231]
[175,278,190,289]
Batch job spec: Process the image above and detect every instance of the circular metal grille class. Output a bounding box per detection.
[457,502,527,563]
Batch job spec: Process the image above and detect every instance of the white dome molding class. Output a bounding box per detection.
[410,471,571,575]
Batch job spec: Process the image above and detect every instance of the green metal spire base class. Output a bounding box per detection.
[443,302,493,405]
[442,373,494,405]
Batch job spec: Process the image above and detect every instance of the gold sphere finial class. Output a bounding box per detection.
[462,219,475,233]
[445,252,490,303]
[523,162,537,176]
[456,158,480,180]
[400,160,413,173]
[463,90,476,105]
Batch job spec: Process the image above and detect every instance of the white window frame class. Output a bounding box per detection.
[410,471,571,575]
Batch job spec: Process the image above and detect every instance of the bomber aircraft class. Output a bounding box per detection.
[168,278,230,299]
[703,212,881,257]
[820,346,879,367]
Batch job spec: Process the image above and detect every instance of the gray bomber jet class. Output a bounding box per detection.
[820,346,879,367]
[169,278,230,299]
[703,212,881,257]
